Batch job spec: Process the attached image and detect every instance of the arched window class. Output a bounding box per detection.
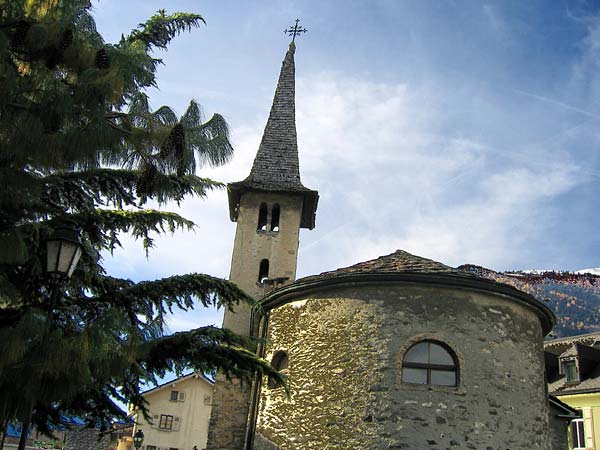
[270,204,280,232]
[268,350,289,388]
[401,340,458,386]
[258,259,269,283]
[257,203,268,231]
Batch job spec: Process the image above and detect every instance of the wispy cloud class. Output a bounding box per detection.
[97,0,600,334]
[293,72,587,273]
[512,88,600,120]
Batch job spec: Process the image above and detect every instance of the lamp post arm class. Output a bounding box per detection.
[48,283,63,322]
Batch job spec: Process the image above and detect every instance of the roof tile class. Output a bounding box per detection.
[298,250,480,282]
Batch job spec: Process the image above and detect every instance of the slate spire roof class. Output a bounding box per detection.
[227,42,318,229]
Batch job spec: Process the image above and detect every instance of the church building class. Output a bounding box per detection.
[206,34,563,450]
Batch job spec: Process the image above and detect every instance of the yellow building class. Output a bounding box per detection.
[133,372,214,450]
[546,332,600,450]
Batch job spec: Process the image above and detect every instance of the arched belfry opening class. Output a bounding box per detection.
[271,204,280,232]
[257,203,268,231]
[209,37,319,450]
[258,259,270,283]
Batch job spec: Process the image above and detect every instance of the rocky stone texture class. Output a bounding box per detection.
[64,427,110,450]
[206,375,252,450]
[254,283,551,450]
[254,433,281,450]
[548,403,570,450]
[4,426,110,450]
[207,192,304,450]
[225,191,304,332]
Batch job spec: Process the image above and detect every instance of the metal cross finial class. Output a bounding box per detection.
[284,19,307,42]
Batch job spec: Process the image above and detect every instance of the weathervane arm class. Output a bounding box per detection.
[284,18,307,43]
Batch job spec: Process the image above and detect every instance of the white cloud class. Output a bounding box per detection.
[294,72,587,274]
[104,65,589,332]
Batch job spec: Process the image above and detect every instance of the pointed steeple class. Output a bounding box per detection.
[248,42,302,189]
[228,42,318,229]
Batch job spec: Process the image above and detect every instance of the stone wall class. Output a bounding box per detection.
[224,191,303,333]
[207,191,303,450]
[547,404,570,450]
[2,426,109,450]
[254,282,550,450]
[64,427,110,450]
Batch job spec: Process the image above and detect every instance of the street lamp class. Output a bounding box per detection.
[45,223,83,317]
[133,429,144,450]
[46,224,83,280]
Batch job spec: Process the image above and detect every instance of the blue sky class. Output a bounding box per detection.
[93,0,600,332]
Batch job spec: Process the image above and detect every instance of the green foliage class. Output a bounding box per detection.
[0,0,283,434]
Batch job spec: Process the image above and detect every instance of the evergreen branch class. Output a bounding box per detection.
[0,307,24,328]
[127,11,205,51]
[109,273,254,314]
[153,105,178,126]
[106,119,133,135]
[189,113,234,167]
[0,1,253,432]
[42,168,222,212]
[72,209,196,253]
[140,326,287,389]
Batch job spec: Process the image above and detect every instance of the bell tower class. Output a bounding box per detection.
[206,38,318,450]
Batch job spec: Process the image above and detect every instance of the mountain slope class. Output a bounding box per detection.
[458,265,600,338]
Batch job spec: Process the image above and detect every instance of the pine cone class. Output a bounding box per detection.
[11,20,30,47]
[161,124,185,158]
[95,48,110,69]
[171,124,185,158]
[60,28,73,51]
[136,164,159,197]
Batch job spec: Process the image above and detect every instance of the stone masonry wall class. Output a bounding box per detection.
[254,283,550,450]
[224,191,303,333]
[547,405,569,450]
[207,191,303,450]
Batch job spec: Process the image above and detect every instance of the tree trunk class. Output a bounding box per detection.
[0,420,7,450]
[17,419,30,450]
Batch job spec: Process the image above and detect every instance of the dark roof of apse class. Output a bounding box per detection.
[227,42,318,229]
[299,250,478,281]
[261,250,556,335]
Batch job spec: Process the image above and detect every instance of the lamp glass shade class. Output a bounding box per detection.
[46,226,83,278]
[133,429,144,448]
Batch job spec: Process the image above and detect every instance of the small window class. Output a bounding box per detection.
[571,418,585,449]
[402,340,458,387]
[159,414,174,430]
[564,360,578,382]
[257,203,268,231]
[271,204,280,232]
[272,351,289,371]
[258,259,269,283]
[146,446,157,450]
[269,350,289,389]
[170,390,178,401]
